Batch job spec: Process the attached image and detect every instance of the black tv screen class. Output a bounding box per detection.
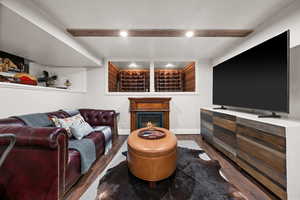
[213,31,289,113]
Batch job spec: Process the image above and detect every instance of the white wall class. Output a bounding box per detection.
[0,86,85,118]
[213,0,300,66]
[0,63,87,118]
[83,61,213,134]
[213,0,300,120]
[289,45,300,120]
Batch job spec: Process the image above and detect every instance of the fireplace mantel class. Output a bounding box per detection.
[129,98,171,131]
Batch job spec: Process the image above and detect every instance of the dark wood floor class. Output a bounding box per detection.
[64,135,127,200]
[65,134,276,200]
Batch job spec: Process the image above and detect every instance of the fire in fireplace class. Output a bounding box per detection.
[136,112,164,129]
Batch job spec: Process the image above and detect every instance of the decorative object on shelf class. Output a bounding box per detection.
[64,79,72,88]
[0,51,32,86]
[0,75,8,82]
[0,72,37,85]
[37,71,57,87]
[14,73,38,85]
[0,51,29,73]
[0,72,14,83]
[0,58,18,72]
[55,77,72,89]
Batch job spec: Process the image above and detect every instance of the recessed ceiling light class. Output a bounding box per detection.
[185,31,194,38]
[129,62,137,68]
[120,31,128,37]
[166,63,174,68]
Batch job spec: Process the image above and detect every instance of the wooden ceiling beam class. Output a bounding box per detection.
[67,29,253,37]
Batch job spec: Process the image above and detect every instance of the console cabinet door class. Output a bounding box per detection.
[236,118,287,200]
[213,112,237,161]
[200,109,213,145]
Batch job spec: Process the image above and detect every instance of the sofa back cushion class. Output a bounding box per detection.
[0,111,70,128]
[79,109,115,127]
[47,111,70,119]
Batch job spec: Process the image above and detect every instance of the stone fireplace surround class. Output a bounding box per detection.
[128,98,171,131]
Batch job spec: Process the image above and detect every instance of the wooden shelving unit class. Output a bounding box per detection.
[108,62,150,92]
[182,62,195,92]
[108,61,195,93]
[108,62,119,92]
[155,69,183,92]
[119,70,149,92]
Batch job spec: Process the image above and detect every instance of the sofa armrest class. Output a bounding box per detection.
[0,134,16,168]
[79,109,119,141]
[0,126,68,200]
[0,126,68,149]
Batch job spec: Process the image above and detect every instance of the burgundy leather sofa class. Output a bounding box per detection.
[0,109,118,200]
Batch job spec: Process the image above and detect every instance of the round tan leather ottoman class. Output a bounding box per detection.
[127,127,177,186]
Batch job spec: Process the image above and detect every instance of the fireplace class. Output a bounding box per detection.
[129,98,171,131]
[136,112,164,129]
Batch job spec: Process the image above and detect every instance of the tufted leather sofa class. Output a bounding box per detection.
[0,109,118,200]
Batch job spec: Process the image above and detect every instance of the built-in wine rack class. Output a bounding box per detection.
[155,69,183,92]
[119,70,150,92]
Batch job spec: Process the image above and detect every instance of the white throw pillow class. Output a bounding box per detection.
[54,114,93,139]
[70,118,94,140]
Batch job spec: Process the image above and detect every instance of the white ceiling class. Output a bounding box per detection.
[111,61,150,69]
[0,5,99,67]
[31,0,294,29]
[1,0,296,65]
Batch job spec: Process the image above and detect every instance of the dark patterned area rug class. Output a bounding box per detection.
[96,147,246,200]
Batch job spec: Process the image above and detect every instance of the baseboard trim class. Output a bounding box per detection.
[171,129,200,135]
[118,129,131,135]
[118,129,200,135]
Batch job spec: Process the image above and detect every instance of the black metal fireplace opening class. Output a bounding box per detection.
[136,112,164,129]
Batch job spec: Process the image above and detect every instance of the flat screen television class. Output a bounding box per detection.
[213,31,290,113]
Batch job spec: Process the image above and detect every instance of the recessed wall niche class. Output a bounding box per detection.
[154,61,195,92]
[108,61,150,92]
